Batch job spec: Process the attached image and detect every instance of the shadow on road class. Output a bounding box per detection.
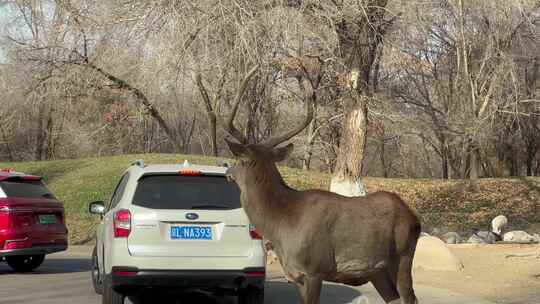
[0,258,91,275]
[132,291,228,304]
[129,281,362,304]
[266,281,361,304]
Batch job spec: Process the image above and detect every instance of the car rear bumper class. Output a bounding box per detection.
[110,266,265,294]
[0,244,67,257]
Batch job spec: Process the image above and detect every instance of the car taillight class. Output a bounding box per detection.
[0,206,10,229]
[113,209,131,238]
[249,224,262,240]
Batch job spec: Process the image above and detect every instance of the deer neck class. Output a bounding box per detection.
[241,162,293,238]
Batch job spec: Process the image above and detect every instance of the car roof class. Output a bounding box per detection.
[142,164,228,175]
[0,169,42,182]
[127,161,229,178]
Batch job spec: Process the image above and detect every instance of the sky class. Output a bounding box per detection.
[0,1,57,64]
[0,3,12,63]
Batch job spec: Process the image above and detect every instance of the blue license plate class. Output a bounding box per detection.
[170,226,212,240]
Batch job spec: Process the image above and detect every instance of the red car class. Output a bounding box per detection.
[0,168,68,272]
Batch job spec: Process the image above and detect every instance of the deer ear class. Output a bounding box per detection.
[272,143,294,162]
[225,138,248,157]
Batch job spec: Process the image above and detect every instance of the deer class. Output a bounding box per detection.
[218,65,421,304]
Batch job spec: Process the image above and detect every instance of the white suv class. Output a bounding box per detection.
[89,160,266,304]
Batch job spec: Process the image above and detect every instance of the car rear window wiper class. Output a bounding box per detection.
[41,193,55,198]
[190,204,230,210]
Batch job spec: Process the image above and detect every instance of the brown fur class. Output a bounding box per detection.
[225,140,421,304]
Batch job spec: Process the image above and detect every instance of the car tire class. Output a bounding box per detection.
[92,246,104,294]
[5,254,45,272]
[238,287,264,304]
[102,275,125,304]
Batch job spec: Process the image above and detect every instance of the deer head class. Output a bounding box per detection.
[224,140,294,189]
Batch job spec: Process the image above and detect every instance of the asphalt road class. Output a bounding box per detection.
[0,247,494,304]
[0,249,361,304]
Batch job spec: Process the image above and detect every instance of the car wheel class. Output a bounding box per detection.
[92,246,104,294]
[238,287,264,304]
[5,254,45,272]
[102,275,125,304]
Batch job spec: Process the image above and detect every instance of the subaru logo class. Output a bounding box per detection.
[185,213,199,220]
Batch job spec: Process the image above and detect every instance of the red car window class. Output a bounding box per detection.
[0,180,56,200]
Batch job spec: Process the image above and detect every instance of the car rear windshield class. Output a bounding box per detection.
[0,180,56,199]
[132,175,241,210]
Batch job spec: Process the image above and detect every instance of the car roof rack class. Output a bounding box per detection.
[131,159,146,168]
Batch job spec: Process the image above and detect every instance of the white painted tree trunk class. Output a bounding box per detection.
[330,176,367,197]
[331,87,369,198]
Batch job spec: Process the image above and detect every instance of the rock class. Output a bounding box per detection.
[467,234,488,244]
[491,215,508,235]
[443,232,462,244]
[431,227,442,236]
[467,231,498,244]
[413,236,464,272]
[503,231,540,243]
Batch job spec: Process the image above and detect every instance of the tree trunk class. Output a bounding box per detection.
[302,112,317,170]
[35,102,46,161]
[527,145,535,176]
[43,107,54,160]
[536,156,540,176]
[441,145,449,179]
[380,137,388,178]
[183,115,197,155]
[1,127,14,162]
[330,95,368,196]
[194,73,220,156]
[209,113,218,157]
[469,144,481,179]
[330,1,389,196]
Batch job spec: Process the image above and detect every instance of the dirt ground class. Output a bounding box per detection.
[267,244,540,304]
[414,244,540,304]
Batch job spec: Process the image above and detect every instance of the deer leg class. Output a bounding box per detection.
[396,253,418,304]
[371,270,400,303]
[388,251,400,286]
[295,275,322,304]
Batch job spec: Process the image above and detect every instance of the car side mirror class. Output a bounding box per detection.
[89,201,106,215]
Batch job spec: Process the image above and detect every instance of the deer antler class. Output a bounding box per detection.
[220,65,260,144]
[263,78,316,148]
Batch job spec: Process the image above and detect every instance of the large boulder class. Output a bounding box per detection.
[503,231,540,243]
[413,236,464,272]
